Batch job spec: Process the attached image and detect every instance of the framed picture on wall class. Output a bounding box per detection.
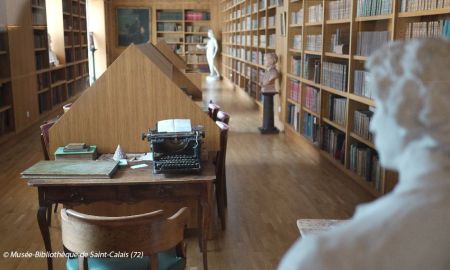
[116,7,151,47]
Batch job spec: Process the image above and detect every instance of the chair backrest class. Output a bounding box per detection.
[61,207,189,270]
[208,102,221,121]
[215,121,229,173]
[40,121,56,160]
[216,111,230,125]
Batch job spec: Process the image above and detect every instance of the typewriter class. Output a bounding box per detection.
[142,125,204,174]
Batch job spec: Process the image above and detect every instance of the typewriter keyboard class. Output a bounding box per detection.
[154,157,201,173]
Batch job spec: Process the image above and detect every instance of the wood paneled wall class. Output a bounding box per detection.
[104,0,221,65]
[49,43,220,154]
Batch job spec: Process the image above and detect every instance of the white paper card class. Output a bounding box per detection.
[157,119,191,132]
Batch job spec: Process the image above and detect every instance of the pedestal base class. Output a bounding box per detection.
[206,75,220,82]
[258,127,280,134]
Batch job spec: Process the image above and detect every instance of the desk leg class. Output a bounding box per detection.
[37,189,53,270]
[200,182,213,270]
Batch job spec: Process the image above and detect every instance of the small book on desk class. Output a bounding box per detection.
[55,145,97,160]
[21,160,119,179]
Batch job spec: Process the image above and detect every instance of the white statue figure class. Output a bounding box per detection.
[197,29,220,81]
[48,34,59,66]
[261,52,279,93]
[278,39,450,270]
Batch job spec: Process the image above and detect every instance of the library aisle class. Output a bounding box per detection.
[0,80,373,270]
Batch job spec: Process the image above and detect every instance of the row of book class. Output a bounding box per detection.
[405,20,450,39]
[306,34,322,51]
[356,31,390,57]
[186,35,207,43]
[32,0,46,7]
[38,92,51,113]
[400,0,450,12]
[353,69,373,99]
[291,8,303,25]
[185,25,209,33]
[35,51,50,70]
[322,61,348,92]
[287,103,301,131]
[356,0,392,17]
[157,22,183,32]
[51,85,68,106]
[33,32,47,49]
[354,109,374,142]
[308,4,323,23]
[349,144,382,191]
[288,79,301,102]
[328,95,346,126]
[185,11,210,21]
[304,86,320,113]
[304,113,319,143]
[0,84,10,107]
[156,11,183,21]
[328,0,351,20]
[187,54,207,64]
[32,10,47,26]
[290,55,301,76]
[292,35,302,50]
[303,54,321,83]
[320,126,345,164]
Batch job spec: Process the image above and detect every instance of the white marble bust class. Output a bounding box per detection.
[278,39,450,270]
[261,52,279,93]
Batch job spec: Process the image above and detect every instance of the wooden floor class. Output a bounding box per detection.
[0,80,373,270]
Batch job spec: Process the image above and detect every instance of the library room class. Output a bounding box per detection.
[0,0,449,269]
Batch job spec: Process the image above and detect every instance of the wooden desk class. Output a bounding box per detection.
[24,160,215,270]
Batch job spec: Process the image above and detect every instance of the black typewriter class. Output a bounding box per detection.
[142,126,204,174]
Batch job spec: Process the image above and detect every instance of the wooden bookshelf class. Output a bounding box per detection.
[156,9,211,73]
[221,0,278,103]
[0,30,14,138]
[281,0,450,196]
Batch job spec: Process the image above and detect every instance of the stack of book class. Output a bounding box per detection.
[304,86,320,113]
[356,31,390,56]
[354,109,374,141]
[291,8,304,25]
[328,0,351,20]
[354,70,372,99]
[293,35,302,50]
[328,95,347,126]
[356,0,392,17]
[55,143,97,160]
[322,61,348,92]
[306,34,322,51]
[268,34,275,48]
[400,0,450,12]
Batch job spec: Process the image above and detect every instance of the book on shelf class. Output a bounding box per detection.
[356,0,392,17]
[356,31,390,57]
[268,34,275,48]
[304,86,320,113]
[349,144,382,191]
[306,34,322,51]
[292,35,302,50]
[354,69,373,99]
[354,108,374,142]
[291,8,304,25]
[157,11,183,20]
[288,79,301,102]
[303,54,321,83]
[303,113,319,143]
[307,4,323,23]
[287,103,301,131]
[291,55,302,76]
[405,20,450,39]
[400,0,450,12]
[268,16,276,28]
[328,0,351,20]
[185,11,210,21]
[328,95,347,126]
[319,125,345,163]
[322,61,348,92]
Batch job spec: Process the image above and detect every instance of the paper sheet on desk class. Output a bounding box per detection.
[157,119,191,132]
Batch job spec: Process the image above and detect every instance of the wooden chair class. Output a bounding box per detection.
[208,102,220,121]
[61,207,189,270]
[40,121,56,161]
[216,111,230,124]
[215,121,229,230]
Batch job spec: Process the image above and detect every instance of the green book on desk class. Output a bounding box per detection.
[55,145,97,160]
[21,160,119,179]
